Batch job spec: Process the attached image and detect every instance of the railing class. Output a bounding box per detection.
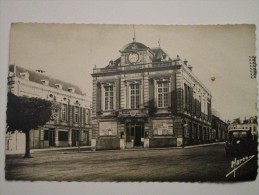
[93,61,180,74]
[118,108,148,117]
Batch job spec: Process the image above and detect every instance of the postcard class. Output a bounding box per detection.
[5,23,258,182]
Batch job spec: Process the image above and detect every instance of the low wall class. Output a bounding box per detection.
[149,137,177,148]
[96,136,120,150]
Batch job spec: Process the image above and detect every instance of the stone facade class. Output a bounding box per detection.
[228,116,257,139]
[7,65,92,150]
[91,41,212,150]
[211,115,228,141]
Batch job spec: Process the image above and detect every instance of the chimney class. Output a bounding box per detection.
[183,59,188,66]
[55,84,63,90]
[187,64,193,71]
[68,87,75,93]
[41,79,49,86]
[20,72,30,80]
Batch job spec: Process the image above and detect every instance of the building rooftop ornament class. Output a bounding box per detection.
[133,24,136,42]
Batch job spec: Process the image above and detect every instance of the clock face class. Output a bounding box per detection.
[128,52,139,64]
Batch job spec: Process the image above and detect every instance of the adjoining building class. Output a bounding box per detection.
[7,65,92,150]
[211,115,228,142]
[228,116,258,140]
[91,41,213,150]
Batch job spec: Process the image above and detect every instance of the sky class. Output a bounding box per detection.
[9,23,257,121]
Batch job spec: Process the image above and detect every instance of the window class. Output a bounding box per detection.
[44,130,49,141]
[184,83,191,111]
[203,98,206,114]
[157,81,169,108]
[207,101,211,119]
[85,108,90,124]
[199,96,201,116]
[193,91,196,114]
[80,108,83,123]
[61,104,67,121]
[130,84,140,109]
[74,106,79,123]
[104,86,114,110]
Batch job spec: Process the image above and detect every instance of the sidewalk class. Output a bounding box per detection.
[5,142,225,154]
[5,146,92,154]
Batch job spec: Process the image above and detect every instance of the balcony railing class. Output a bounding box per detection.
[93,61,179,74]
[118,108,148,117]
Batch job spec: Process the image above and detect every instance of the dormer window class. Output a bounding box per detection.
[68,87,75,93]
[20,72,29,80]
[162,54,166,59]
[41,79,49,86]
[55,84,63,90]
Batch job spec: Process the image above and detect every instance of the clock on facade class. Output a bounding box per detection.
[128,52,139,64]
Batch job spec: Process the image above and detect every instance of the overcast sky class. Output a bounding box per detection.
[9,23,257,121]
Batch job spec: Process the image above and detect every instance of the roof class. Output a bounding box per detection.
[151,47,173,62]
[104,46,175,69]
[9,64,83,95]
[120,42,148,52]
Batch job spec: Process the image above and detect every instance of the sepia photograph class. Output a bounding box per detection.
[4,23,258,182]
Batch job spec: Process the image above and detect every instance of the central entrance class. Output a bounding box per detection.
[126,123,144,147]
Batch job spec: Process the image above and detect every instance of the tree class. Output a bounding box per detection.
[6,93,53,158]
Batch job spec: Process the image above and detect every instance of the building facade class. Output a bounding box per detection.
[211,115,228,141]
[228,116,258,139]
[7,65,92,149]
[91,41,212,150]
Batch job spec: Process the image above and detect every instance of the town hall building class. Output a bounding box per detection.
[91,40,212,150]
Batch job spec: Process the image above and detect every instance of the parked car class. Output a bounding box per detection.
[225,129,257,157]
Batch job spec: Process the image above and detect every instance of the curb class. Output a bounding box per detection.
[6,142,225,155]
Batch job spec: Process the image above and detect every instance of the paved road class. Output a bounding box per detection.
[5,143,257,182]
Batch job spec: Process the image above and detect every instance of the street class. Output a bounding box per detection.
[5,143,257,182]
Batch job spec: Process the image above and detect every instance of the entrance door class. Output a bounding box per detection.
[126,123,144,147]
[49,129,55,147]
[72,130,79,146]
[134,125,143,146]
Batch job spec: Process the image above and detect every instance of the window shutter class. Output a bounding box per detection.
[79,107,82,124]
[83,108,86,125]
[65,104,68,122]
[189,87,193,114]
[149,79,155,115]
[58,103,62,123]
[96,83,101,113]
[68,104,71,124]
[116,79,120,110]
[193,92,196,115]
[72,106,75,123]
[170,74,177,114]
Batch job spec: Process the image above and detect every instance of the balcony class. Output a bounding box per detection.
[93,61,180,74]
[118,108,148,117]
